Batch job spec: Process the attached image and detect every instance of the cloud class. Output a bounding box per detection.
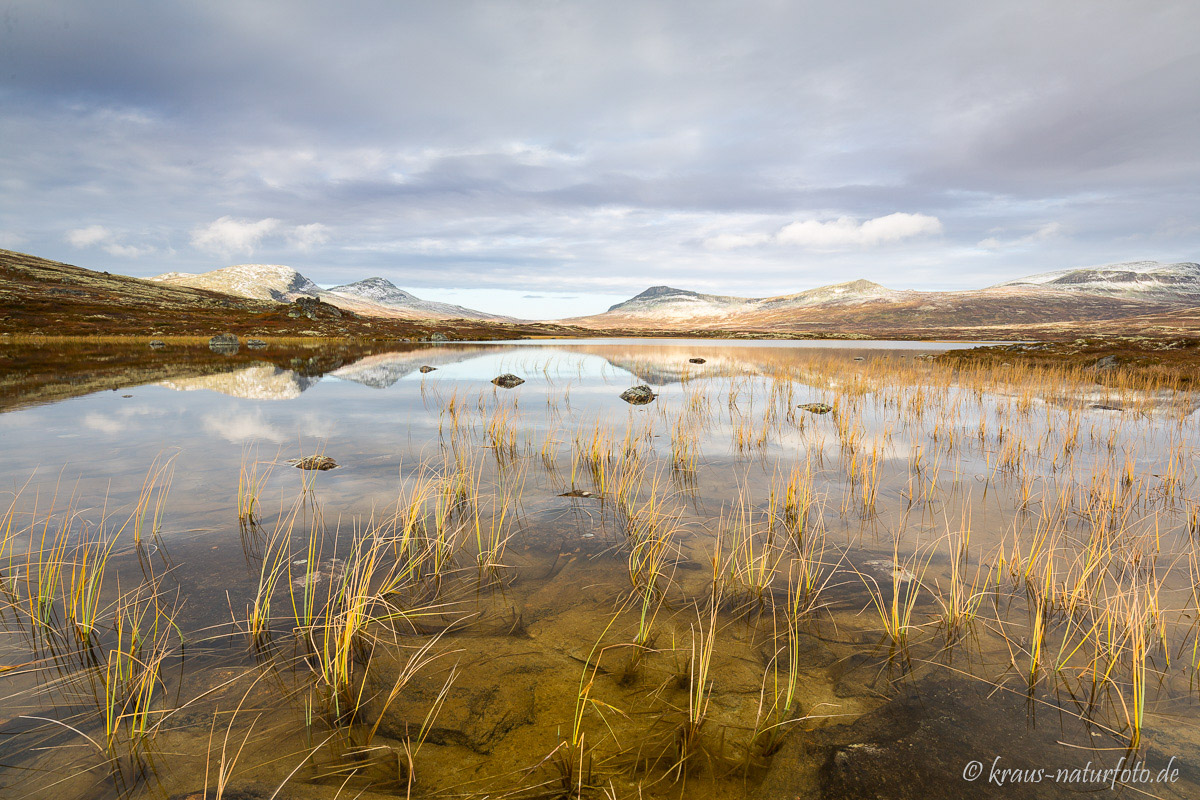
[703,232,772,251]
[66,224,155,256]
[0,231,26,249]
[776,213,944,249]
[289,222,330,251]
[978,221,1064,250]
[67,225,112,247]
[705,213,943,251]
[190,216,282,256]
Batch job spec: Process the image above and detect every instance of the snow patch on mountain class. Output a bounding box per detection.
[151,264,320,302]
[328,277,516,321]
[992,261,1200,300]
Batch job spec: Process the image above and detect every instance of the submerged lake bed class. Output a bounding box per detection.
[1,337,1198,799]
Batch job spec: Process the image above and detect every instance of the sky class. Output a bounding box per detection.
[2,1,1198,319]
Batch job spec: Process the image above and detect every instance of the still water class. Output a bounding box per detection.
[0,338,1197,799]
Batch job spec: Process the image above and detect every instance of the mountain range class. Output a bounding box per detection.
[565,261,1200,335]
[6,246,1200,339]
[151,265,515,322]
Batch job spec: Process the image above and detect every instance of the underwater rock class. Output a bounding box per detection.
[492,373,525,388]
[559,488,601,498]
[149,339,165,349]
[289,455,338,470]
[245,338,267,349]
[762,673,1136,800]
[619,385,657,405]
[419,365,436,373]
[207,332,239,354]
[688,357,707,363]
[799,402,833,414]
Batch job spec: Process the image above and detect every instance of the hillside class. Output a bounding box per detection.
[0,249,579,339]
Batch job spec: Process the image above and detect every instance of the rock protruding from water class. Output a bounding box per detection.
[289,455,338,471]
[799,402,833,414]
[688,357,706,364]
[620,385,657,405]
[246,338,267,349]
[149,340,165,349]
[492,374,525,388]
[208,332,239,354]
[419,365,436,373]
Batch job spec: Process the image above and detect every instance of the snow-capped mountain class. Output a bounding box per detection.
[990,261,1200,302]
[328,277,516,322]
[151,264,321,302]
[568,261,1200,333]
[151,265,512,321]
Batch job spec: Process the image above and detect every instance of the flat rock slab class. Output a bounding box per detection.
[492,373,525,388]
[758,673,1189,800]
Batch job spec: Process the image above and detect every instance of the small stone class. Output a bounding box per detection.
[208,332,239,354]
[419,365,436,373]
[492,374,525,388]
[798,402,833,414]
[688,357,706,364]
[853,356,865,361]
[149,340,166,349]
[245,338,267,349]
[290,455,338,471]
[619,385,657,405]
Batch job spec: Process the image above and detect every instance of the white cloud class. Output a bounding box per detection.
[67,224,113,247]
[978,221,1064,250]
[776,213,943,249]
[0,230,28,249]
[704,212,943,251]
[65,224,156,256]
[289,222,330,251]
[190,216,281,256]
[703,232,772,250]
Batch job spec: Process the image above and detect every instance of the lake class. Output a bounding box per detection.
[0,337,1197,799]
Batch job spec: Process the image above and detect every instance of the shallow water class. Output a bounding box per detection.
[0,338,1198,799]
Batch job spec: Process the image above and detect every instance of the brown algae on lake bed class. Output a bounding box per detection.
[0,339,1199,798]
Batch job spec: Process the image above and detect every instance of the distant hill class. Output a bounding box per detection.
[989,261,1200,302]
[567,261,1200,334]
[328,277,516,322]
[152,265,514,321]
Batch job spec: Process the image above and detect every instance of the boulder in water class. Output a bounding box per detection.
[799,402,833,414]
[246,338,268,349]
[208,333,239,354]
[492,374,525,388]
[688,357,706,364]
[619,385,657,405]
[419,365,436,373]
[289,455,338,471]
